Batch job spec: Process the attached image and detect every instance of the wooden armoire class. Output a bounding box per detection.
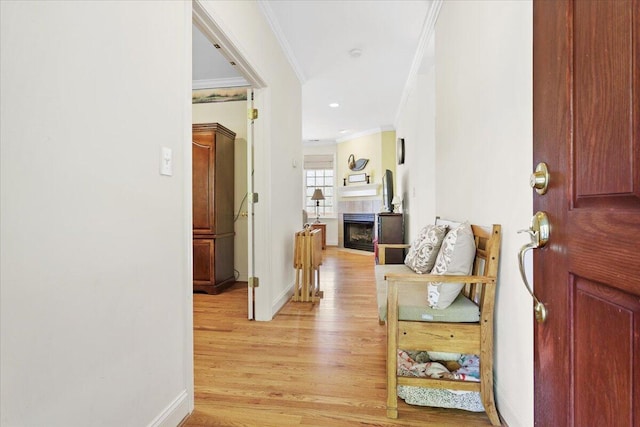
[192,123,236,294]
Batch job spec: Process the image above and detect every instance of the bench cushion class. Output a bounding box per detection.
[375,264,480,323]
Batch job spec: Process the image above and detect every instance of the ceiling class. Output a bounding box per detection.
[192,0,436,144]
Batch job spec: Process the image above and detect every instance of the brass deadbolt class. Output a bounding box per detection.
[530,162,550,195]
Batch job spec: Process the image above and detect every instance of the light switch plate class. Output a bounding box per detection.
[160,147,172,176]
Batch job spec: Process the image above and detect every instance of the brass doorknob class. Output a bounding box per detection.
[530,162,550,195]
[517,211,550,323]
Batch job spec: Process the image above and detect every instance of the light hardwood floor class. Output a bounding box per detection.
[185,247,498,426]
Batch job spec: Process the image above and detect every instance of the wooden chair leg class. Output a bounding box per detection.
[483,390,501,426]
[386,350,398,419]
[386,279,399,419]
[480,361,501,426]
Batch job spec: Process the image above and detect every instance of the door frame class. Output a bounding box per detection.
[187,0,269,411]
[192,0,268,319]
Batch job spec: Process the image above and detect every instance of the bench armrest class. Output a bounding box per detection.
[378,243,411,265]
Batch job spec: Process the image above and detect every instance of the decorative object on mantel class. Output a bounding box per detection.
[348,173,367,184]
[348,154,369,171]
[311,188,325,223]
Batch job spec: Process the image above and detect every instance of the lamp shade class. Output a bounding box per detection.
[311,188,325,201]
[391,195,401,205]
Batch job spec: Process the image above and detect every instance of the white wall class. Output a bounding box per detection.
[435,2,533,426]
[1,1,192,426]
[193,100,249,281]
[395,36,437,238]
[199,1,302,320]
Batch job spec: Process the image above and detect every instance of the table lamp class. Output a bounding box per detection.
[311,188,325,223]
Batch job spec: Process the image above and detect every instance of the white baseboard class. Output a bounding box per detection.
[495,381,528,427]
[147,389,190,427]
[271,282,294,317]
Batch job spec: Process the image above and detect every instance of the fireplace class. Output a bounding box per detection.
[343,213,375,252]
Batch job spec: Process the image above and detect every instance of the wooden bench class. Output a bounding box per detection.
[377,223,502,426]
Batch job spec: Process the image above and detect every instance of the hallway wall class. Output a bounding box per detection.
[1,2,193,425]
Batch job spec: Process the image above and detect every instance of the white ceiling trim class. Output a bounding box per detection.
[394,0,443,128]
[257,0,307,84]
[336,126,395,144]
[192,77,249,90]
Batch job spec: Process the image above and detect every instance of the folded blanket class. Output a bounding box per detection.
[397,350,480,382]
[397,349,485,412]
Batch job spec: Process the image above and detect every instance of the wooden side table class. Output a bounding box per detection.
[310,223,326,249]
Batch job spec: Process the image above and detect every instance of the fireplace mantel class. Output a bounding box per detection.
[338,183,380,198]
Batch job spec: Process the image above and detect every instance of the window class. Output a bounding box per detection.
[304,155,334,219]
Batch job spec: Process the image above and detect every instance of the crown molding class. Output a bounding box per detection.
[192,77,249,90]
[257,0,307,84]
[394,0,442,127]
[336,126,395,144]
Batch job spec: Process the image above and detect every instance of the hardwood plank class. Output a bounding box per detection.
[184,247,496,426]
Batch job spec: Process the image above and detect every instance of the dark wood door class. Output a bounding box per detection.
[533,1,640,425]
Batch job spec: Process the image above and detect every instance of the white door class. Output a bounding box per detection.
[247,88,256,320]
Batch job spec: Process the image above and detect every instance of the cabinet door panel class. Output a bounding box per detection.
[193,238,213,284]
[192,139,214,234]
[377,214,404,264]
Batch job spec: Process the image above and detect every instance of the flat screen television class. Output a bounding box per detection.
[382,169,394,212]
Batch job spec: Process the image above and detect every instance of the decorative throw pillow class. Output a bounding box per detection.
[427,222,476,309]
[404,224,447,273]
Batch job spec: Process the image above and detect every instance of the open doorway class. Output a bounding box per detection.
[192,21,250,292]
[191,2,266,320]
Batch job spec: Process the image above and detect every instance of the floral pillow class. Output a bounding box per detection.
[404,224,448,273]
[427,222,476,309]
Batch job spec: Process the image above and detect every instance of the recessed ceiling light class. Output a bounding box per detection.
[329,102,340,108]
[349,48,362,58]
[339,129,350,134]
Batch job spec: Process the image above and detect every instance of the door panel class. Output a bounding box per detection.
[533,0,640,425]
[574,1,635,197]
[574,278,640,426]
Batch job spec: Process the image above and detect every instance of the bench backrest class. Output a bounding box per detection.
[465,224,501,313]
